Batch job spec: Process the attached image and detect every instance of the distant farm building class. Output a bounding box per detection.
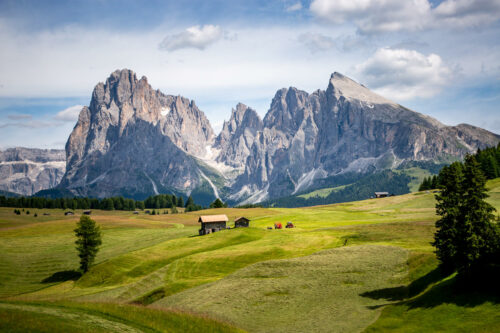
[83,210,92,215]
[199,214,228,235]
[234,217,250,228]
[64,211,74,216]
[374,192,389,198]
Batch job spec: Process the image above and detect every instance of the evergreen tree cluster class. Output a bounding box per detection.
[419,143,500,191]
[143,194,202,212]
[0,196,143,211]
[0,193,204,212]
[418,175,440,191]
[433,155,500,279]
[209,198,228,208]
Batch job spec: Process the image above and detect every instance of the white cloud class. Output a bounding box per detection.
[310,0,430,33]
[159,25,225,52]
[433,0,500,28]
[286,2,303,12]
[53,105,84,122]
[298,32,335,53]
[356,48,454,100]
[310,0,500,33]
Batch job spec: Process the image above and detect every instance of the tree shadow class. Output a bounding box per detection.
[41,270,82,283]
[361,266,500,309]
[361,267,445,302]
[406,275,500,309]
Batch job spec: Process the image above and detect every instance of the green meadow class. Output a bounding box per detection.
[1,181,499,332]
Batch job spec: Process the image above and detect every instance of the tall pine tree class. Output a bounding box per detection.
[433,162,464,272]
[433,155,500,278]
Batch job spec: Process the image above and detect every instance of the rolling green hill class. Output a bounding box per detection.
[0,179,499,332]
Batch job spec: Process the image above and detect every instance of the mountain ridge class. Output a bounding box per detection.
[0,147,66,196]
[26,69,500,204]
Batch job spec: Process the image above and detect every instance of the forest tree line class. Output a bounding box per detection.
[419,144,500,191]
[0,193,204,212]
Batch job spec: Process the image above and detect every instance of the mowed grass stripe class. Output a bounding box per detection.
[156,245,409,333]
[0,301,245,333]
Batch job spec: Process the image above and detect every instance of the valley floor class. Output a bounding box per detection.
[1,179,500,332]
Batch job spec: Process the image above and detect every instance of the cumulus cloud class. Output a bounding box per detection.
[286,2,303,12]
[53,105,84,122]
[159,25,225,52]
[298,32,335,53]
[356,48,454,100]
[433,0,500,28]
[310,0,500,33]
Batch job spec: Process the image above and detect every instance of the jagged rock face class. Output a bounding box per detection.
[232,73,500,202]
[61,69,214,199]
[0,148,65,196]
[215,103,263,169]
[58,69,499,203]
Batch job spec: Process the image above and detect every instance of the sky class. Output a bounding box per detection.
[0,0,499,149]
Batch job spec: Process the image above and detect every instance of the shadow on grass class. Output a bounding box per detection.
[42,270,82,283]
[406,274,500,309]
[362,267,500,309]
[132,287,166,305]
[361,267,445,302]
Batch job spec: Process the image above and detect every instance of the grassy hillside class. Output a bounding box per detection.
[0,179,499,331]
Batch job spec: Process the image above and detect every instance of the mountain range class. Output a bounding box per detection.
[0,148,65,196]
[4,69,500,205]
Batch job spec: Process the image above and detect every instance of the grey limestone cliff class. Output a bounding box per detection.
[0,148,65,196]
[60,69,215,199]
[58,69,500,203]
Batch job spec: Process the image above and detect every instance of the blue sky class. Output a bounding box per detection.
[0,0,499,148]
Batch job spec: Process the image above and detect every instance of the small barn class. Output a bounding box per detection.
[374,192,389,198]
[199,215,228,235]
[234,217,250,228]
[64,211,74,216]
[83,210,92,215]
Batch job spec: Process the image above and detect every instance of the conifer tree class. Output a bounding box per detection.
[433,162,464,272]
[185,196,194,207]
[433,156,500,278]
[74,215,102,273]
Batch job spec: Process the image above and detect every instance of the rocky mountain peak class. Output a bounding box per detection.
[214,103,263,169]
[54,69,500,205]
[327,72,394,105]
[263,87,310,132]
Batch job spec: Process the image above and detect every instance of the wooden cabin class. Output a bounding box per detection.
[234,217,250,228]
[83,210,92,215]
[199,214,228,235]
[374,192,389,198]
[64,211,74,216]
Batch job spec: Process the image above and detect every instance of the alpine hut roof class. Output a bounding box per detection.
[198,215,229,223]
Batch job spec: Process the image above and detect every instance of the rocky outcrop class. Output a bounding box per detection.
[58,69,499,203]
[214,103,263,169]
[60,69,215,199]
[230,73,500,202]
[0,148,65,196]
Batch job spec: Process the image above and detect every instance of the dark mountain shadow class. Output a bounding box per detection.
[42,270,81,283]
